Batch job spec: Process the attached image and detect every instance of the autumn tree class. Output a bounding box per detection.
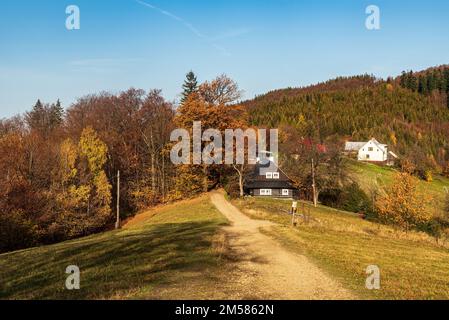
[66,89,175,212]
[174,75,246,197]
[279,124,346,206]
[376,171,432,232]
[53,127,112,238]
[0,131,41,252]
[134,90,175,207]
[78,127,111,217]
[199,74,243,105]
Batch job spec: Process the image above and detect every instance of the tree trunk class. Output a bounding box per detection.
[161,154,166,202]
[150,132,156,195]
[239,173,244,198]
[203,164,208,193]
[233,164,244,198]
[151,153,156,193]
[311,158,317,207]
[313,190,319,208]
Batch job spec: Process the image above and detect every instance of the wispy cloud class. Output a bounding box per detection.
[68,58,144,73]
[69,58,143,67]
[211,28,252,41]
[135,0,248,56]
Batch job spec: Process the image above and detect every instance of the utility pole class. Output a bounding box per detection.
[311,158,317,208]
[115,170,121,230]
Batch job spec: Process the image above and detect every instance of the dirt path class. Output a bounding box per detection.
[210,191,355,300]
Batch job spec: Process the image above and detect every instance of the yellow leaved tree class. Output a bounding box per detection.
[54,127,112,237]
[376,171,432,232]
[79,126,112,218]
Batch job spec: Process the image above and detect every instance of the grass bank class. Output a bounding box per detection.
[347,159,449,217]
[0,196,230,300]
[233,197,449,300]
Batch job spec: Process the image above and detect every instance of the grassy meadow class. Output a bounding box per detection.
[347,159,449,218]
[233,197,449,300]
[0,196,231,300]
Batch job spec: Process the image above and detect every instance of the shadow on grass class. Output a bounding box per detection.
[0,220,225,300]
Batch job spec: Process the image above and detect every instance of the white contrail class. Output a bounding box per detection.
[135,0,230,56]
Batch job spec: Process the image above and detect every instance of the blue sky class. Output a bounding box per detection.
[0,0,448,117]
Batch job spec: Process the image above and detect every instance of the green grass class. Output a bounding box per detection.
[0,196,230,300]
[347,159,449,217]
[233,197,449,300]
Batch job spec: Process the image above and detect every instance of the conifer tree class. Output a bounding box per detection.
[418,76,427,94]
[181,71,198,104]
[49,99,64,128]
[444,68,449,108]
[426,71,437,93]
[26,99,46,131]
[406,71,418,91]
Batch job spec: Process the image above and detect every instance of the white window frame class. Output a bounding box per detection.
[282,189,289,196]
[266,172,273,179]
[273,172,280,179]
[260,189,272,196]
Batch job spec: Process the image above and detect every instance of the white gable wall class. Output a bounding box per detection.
[358,140,388,162]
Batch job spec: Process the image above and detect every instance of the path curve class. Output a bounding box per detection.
[210,191,355,300]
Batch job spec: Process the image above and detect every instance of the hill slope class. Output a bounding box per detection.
[0,196,231,300]
[3,191,449,300]
[244,74,449,170]
[347,160,449,218]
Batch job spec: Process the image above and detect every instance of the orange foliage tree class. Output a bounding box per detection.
[376,171,432,232]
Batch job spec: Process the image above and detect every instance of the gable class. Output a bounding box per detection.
[360,139,387,153]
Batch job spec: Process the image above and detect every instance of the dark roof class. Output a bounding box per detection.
[244,162,296,189]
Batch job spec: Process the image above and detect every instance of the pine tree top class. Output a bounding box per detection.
[181,71,198,103]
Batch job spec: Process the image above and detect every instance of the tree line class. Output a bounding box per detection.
[0,73,250,253]
[245,74,449,179]
[398,66,449,109]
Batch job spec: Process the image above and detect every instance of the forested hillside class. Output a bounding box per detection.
[245,71,449,174]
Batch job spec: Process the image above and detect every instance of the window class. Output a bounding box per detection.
[266,172,273,179]
[366,154,370,159]
[260,189,272,196]
[368,147,374,152]
[273,172,280,179]
[282,189,289,196]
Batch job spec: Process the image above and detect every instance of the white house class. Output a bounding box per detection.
[345,138,397,163]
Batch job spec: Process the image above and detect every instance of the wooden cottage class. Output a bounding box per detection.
[244,161,298,199]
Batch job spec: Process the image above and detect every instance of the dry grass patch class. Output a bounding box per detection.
[0,196,233,300]
[233,197,449,300]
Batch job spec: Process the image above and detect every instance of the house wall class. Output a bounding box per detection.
[358,141,387,162]
[252,188,293,198]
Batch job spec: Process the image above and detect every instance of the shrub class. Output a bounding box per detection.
[0,210,38,254]
[222,173,242,199]
[320,182,373,216]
